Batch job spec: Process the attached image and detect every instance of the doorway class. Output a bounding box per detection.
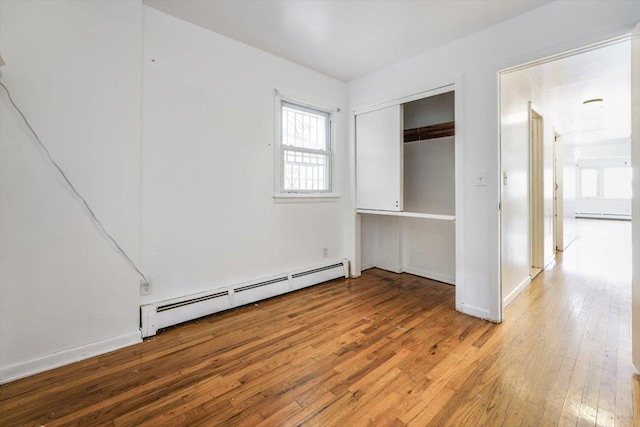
[500,38,632,309]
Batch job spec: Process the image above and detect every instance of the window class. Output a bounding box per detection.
[579,168,598,198]
[277,100,333,195]
[577,165,631,199]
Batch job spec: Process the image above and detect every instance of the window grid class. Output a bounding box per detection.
[280,101,331,193]
[577,165,631,200]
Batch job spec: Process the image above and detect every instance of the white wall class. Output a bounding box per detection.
[402,136,456,284]
[141,7,349,304]
[403,137,455,214]
[0,1,143,382]
[500,67,556,307]
[361,216,403,273]
[500,71,533,306]
[348,0,640,321]
[402,218,455,284]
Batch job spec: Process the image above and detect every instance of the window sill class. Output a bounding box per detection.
[274,193,341,203]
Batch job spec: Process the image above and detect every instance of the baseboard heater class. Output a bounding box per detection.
[575,213,631,220]
[140,259,349,338]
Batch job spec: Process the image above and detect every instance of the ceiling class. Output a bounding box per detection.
[143,0,552,82]
[525,40,631,145]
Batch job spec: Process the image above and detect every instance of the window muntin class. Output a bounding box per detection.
[280,101,331,193]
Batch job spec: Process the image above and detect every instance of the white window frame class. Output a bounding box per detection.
[578,167,599,198]
[577,163,632,200]
[274,91,339,200]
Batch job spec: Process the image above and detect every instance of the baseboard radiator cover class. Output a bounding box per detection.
[140,259,348,338]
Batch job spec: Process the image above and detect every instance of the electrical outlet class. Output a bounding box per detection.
[323,247,328,258]
[140,278,152,296]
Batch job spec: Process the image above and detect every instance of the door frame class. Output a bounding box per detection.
[529,105,544,276]
[498,35,632,321]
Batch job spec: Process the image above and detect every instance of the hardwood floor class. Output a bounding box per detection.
[0,219,637,426]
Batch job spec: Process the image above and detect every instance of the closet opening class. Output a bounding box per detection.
[355,88,457,291]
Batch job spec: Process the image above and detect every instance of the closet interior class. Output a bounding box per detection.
[356,90,456,284]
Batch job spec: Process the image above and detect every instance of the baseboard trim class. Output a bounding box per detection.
[361,263,376,271]
[0,330,141,384]
[544,256,556,270]
[503,276,532,308]
[362,264,455,285]
[460,303,494,321]
[373,262,403,274]
[402,266,455,285]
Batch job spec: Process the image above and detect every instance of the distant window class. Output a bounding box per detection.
[577,165,631,200]
[603,166,631,199]
[277,101,332,193]
[580,169,598,198]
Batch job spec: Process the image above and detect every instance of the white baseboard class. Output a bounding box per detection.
[459,303,494,321]
[0,330,141,384]
[361,264,455,285]
[402,266,455,285]
[361,263,375,271]
[503,276,532,308]
[544,256,556,270]
[373,262,403,274]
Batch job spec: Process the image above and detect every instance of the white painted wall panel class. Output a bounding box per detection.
[403,137,455,215]
[0,1,142,381]
[361,215,403,274]
[500,71,531,305]
[360,214,377,269]
[402,137,456,283]
[576,199,632,217]
[402,218,455,284]
[142,7,349,304]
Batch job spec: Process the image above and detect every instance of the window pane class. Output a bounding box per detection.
[282,104,328,150]
[580,169,598,198]
[283,150,328,191]
[603,167,631,199]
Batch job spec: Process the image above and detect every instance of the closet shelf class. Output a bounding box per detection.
[404,121,455,142]
[356,209,455,221]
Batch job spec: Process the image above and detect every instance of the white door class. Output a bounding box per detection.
[554,133,561,251]
[355,105,403,211]
[529,107,544,272]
